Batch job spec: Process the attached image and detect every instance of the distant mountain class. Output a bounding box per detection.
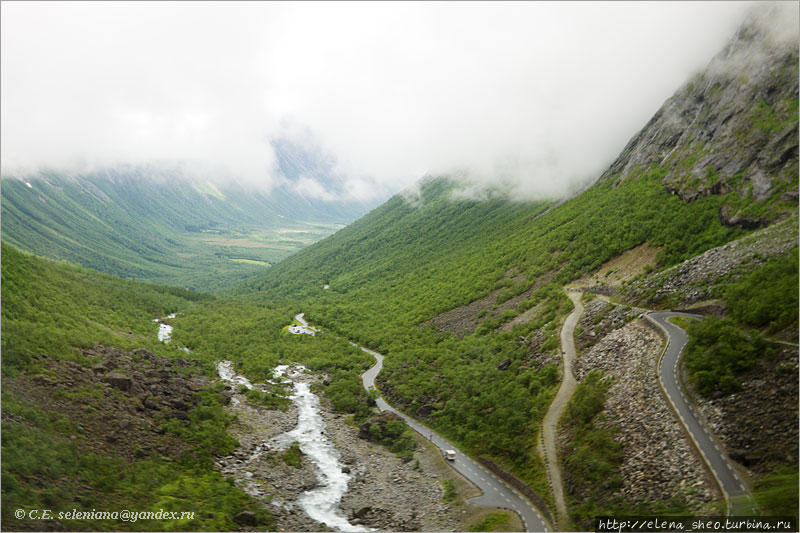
[1,151,381,290]
[272,138,358,201]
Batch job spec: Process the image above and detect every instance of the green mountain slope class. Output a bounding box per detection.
[1,243,206,374]
[1,242,383,530]
[1,164,376,291]
[0,244,270,530]
[2,9,796,529]
[232,13,798,519]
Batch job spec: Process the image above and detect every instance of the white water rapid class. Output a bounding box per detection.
[154,313,176,342]
[217,361,368,532]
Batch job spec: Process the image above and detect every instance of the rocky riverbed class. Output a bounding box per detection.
[571,321,714,507]
[215,363,469,531]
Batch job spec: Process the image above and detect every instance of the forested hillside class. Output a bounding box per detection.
[235,11,798,521]
[2,243,387,530]
[2,6,797,531]
[1,244,259,530]
[1,160,377,291]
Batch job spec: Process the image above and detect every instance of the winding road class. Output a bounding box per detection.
[538,290,583,529]
[645,311,751,514]
[295,314,552,532]
[297,300,753,531]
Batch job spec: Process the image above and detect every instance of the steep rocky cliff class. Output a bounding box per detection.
[600,8,798,228]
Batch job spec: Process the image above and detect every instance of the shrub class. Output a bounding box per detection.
[684,318,769,397]
[441,479,457,502]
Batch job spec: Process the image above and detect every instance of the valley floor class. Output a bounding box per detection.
[216,367,515,532]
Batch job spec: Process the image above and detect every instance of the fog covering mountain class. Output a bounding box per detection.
[246,8,798,302]
[234,10,797,526]
[600,10,798,227]
[1,6,798,532]
[1,141,381,290]
[0,2,757,200]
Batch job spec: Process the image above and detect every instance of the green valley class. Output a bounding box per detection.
[1,166,372,292]
[2,6,798,533]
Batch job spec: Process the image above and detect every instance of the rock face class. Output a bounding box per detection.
[571,322,713,507]
[103,371,133,392]
[233,511,259,527]
[424,287,506,338]
[514,324,560,370]
[425,270,554,338]
[599,8,798,226]
[622,216,797,307]
[496,358,512,371]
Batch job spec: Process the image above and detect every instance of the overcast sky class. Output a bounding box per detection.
[0,1,767,200]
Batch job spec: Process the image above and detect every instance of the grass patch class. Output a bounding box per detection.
[281,442,303,469]
[668,316,699,330]
[441,479,457,502]
[752,467,799,517]
[468,512,511,531]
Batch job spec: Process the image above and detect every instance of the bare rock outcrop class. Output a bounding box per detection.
[3,346,210,464]
[575,298,641,353]
[599,7,798,226]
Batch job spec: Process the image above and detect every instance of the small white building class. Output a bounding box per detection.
[288,324,315,336]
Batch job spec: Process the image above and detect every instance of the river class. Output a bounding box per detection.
[162,317,365,529]
[217,361,368,532]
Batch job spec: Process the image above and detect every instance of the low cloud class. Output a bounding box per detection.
[1,2,779,201]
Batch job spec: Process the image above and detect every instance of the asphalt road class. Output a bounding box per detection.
[296,314,552,531]
[646,311,751,514]
[360,344,551,532]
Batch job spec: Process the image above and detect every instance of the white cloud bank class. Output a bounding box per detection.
[0,1,779,200]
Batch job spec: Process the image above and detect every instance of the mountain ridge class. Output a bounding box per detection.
[600,9,798,228]
[234,12,798,526]
[1,159,381,290]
